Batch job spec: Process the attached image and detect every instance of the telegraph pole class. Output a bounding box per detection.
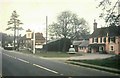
[46,16,48,51]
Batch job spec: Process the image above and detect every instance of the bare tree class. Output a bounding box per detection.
[49,11,90,40]
[97,0,120,26]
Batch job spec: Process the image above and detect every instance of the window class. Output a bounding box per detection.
[111,37,115,43]
[103,37,106,43]
[28,33,30,37]
[108,37,110,43]
[100,37,102,43]
[94,38,98,43]
[26,33,31,38]
[81,47,83,50]
[111,46,114,51]
[92,38,94,43]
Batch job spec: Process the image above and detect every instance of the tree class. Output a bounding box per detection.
[6,10,23,50]
[97,0,120,26]
[1,33,13,48]
[49,11,90,40]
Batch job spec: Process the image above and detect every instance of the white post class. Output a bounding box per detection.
[33,31,35,54]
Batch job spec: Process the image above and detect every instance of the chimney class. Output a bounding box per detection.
[93,19,97,31]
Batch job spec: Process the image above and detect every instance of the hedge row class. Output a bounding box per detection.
[43,38,72,52]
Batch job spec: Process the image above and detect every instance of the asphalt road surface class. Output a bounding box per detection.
[0,48,119,77]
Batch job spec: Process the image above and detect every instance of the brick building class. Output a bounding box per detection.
[89,21,120,54]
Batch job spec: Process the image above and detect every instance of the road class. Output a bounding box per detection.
[0,48,119,77]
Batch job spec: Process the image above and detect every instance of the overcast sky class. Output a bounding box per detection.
[0,0,118,36]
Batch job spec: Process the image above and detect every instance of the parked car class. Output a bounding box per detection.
[67,47,77,54]
[4,44,14,50]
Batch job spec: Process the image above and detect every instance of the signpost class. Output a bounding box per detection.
[33,31,35,54]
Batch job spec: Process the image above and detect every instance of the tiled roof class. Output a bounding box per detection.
[73,41,82,45]
[79,40,89,47]
[26,29,31,32]
[90,26,120,38]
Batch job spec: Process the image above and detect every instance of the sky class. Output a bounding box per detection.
[0,0,118,37]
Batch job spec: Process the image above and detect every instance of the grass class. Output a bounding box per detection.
[69,55,120,69]
[19,49,82,57]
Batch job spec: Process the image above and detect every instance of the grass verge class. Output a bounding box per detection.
[19,49,82,57]
[68,55,120,70]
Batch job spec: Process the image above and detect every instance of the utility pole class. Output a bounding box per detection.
[46,16,48,51]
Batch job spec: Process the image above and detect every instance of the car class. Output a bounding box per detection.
[4,44,14,50]
[67,48,77,54]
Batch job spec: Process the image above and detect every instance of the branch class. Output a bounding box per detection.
[106,0,119,23]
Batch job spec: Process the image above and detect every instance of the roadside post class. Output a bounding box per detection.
[32,31,35,54]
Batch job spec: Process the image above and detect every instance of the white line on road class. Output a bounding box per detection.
[3,53,17,59]
[60,73,64,76]
[3,53,12,57]
[17,58,29,64]
[33,64,58,74]
[3,52,61,75]
[3,53,29,63]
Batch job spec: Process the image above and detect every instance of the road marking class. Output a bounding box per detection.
[17,58,29,63]
[3,53,59,75]
[60,73,64,75]
[3,53,12,57]
[3,53,17,59]
[33,64,58,74]
[13,57,17,59]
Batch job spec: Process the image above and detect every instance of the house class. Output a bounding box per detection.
[78,40,89,53]
[20,29,45,50]
[89,21,120,54]
[72,40,82,52]
[72,36,89,52]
